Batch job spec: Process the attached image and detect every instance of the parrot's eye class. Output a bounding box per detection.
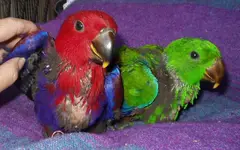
[190,51,199,59]
[75,20,84,31]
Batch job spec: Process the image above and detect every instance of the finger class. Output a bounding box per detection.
[0,17,38,43]
[4,36,22,49]
[0,57,25,92]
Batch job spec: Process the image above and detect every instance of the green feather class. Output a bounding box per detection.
[119,45,162,112]
[121,66,158,108]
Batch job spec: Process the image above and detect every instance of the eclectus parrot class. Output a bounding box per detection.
[112,38,225,129]
[3,10,123,137]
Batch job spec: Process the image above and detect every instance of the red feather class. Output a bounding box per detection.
[56,63,105,113]
[45,83,56,94]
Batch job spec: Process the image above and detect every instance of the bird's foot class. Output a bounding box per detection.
[107,117,136,131]
[114,121,134,130]
[106,119,118,131]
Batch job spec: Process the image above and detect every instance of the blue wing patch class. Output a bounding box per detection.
[2,31,50,96]
[3,31,49,62]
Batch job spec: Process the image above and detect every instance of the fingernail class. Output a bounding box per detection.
[18,58,26,70]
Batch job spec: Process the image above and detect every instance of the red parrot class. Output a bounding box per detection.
[3,10,123,137]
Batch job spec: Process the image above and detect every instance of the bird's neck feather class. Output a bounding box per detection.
[163,54,200,109]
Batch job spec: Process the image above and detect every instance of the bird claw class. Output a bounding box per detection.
[114,122,134,130]
[107,125,117,131]
[106,120,117,131]
[107,117,135,131]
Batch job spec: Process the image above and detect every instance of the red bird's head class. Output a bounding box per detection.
[55,10,118,68]
[54,11,118,111]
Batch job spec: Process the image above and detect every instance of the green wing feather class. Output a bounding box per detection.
[119,45,163,115]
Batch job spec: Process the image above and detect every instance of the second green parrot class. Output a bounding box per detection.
[113,38,225,128]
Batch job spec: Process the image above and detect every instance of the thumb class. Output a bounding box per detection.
[0,57,25,92]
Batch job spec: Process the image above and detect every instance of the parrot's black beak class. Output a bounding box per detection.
[203,58,225,89]
[91,28,116,68]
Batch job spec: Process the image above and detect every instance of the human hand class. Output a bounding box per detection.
[0,17,38,92]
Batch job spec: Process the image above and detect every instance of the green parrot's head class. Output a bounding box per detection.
[164,38,225,88]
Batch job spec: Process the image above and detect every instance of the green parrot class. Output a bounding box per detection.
[112,38,225,129]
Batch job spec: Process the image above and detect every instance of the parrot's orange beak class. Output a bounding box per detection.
[203,58,225,89]
[90,28,116,68]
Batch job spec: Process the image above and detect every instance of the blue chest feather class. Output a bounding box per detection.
[104,66,122,120]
